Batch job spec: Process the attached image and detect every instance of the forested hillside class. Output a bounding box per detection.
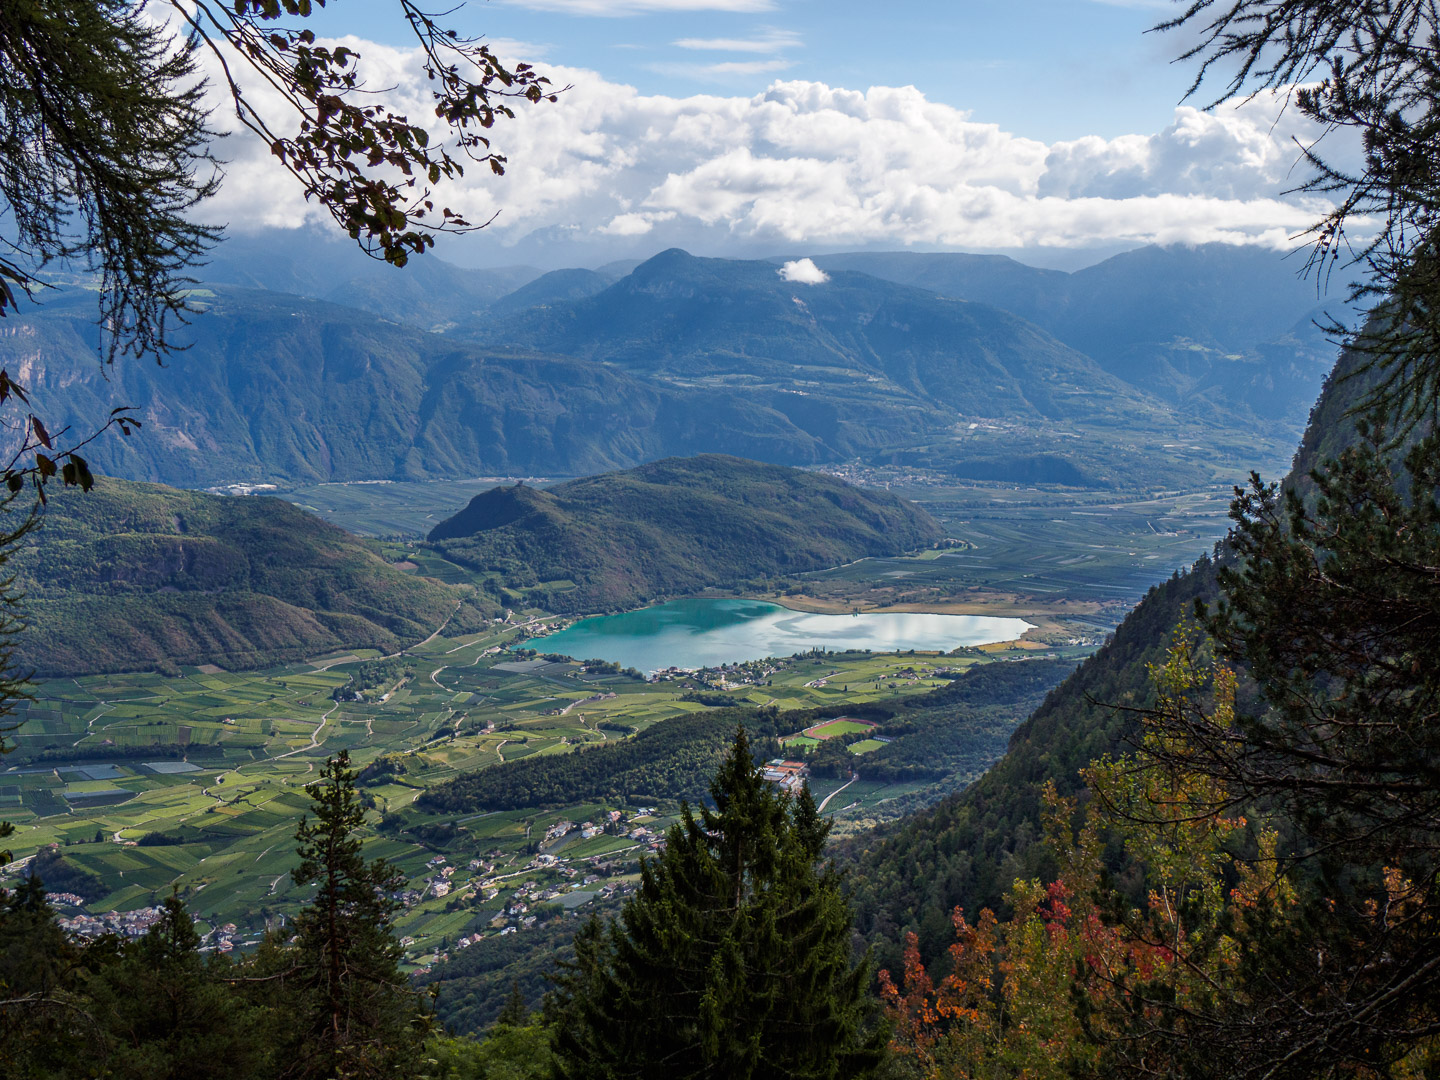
[418,657,1071,817]
[11,479,484,676]
[0,288,854,485]
[844,323,1372,972]
[475,248,1152,426]
[426,455,943,612]
[844,561,1221,966]
[810,244,1345,427]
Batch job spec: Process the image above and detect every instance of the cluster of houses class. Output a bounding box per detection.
[424,854,458,899]
[762,759,809,793]
[206,922,243,953]
[55,905,165,941]
[56,908,251,956]
[543,807,658,848]
[647,657,783,688]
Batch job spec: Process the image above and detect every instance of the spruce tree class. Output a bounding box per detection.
[549,726,886,1080]
[85,893,262,1080]
[281,751,424,1080]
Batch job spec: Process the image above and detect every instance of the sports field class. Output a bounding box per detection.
[803,718,877,740]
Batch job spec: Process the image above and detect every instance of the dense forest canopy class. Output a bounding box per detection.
[427,455,943,613]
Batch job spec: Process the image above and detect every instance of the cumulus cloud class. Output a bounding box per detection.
[778,258,829,284]
[200,35,1352,256]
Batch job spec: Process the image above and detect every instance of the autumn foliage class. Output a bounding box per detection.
[879,633,1300,1078]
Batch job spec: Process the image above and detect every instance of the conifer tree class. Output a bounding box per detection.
[0,875,89,1077]
[548,727,886,1080]
[85,893,262,1080]
[493,980,531,1029]
[281,751,424,1080]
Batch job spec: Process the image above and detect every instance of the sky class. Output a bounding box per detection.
[204,0,1348,270]
[301,0,1195,142]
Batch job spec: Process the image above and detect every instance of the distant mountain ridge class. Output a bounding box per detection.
[426,455,944,614]
[0,287,855,486]
[0,242,1327,491]
[806,245,1348,425]
[471,248,1156,426]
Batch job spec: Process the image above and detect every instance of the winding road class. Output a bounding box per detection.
[817,774,858,813]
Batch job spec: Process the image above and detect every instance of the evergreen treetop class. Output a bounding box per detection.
[549,726,886,1080]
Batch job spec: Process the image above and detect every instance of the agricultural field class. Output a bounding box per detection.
[0,620,990,966]
[803,718,878,740]
[2,468,1243,969]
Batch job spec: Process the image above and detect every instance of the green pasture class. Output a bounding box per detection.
[804,719,877,739]
[2,594,1044,957]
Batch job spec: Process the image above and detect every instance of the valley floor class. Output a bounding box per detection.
[1,468,1241,983]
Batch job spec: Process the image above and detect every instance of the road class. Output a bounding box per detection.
[817,774,857,813]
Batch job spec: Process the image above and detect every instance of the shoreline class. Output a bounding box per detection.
[528,594,1071,657]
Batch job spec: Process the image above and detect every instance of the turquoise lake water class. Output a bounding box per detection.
[525,598,1033,674]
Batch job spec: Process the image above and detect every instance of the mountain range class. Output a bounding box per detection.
[0,238,1343,491]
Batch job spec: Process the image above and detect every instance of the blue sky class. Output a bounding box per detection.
[214,0,1326,267]
[310,0,1192,143]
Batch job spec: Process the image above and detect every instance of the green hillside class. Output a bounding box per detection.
[844,561,1220,966]
[809,244,1346,429]
[843,331,1374,971]
[425,455,944,613]
[10,478,486,676]
[0,288,845,486]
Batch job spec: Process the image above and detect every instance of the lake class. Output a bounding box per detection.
[525,598,1032,674]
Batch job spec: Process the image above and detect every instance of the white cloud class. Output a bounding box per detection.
[778,258,829,284]
[673,30,802,53]
[599,211,676,235]
[649,59,794,80]
[498,0,773,14]
[201,37,1351,256]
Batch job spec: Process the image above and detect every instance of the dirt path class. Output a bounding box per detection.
[228,701,341,782]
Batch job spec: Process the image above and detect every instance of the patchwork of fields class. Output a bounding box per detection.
[1,619,995,966]
[0,469,1239,971]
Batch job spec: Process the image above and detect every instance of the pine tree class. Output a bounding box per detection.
[85,893,262,1080]
[493,980,531,1029]
[281,751,425,1080]
[548,727,886,1080]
